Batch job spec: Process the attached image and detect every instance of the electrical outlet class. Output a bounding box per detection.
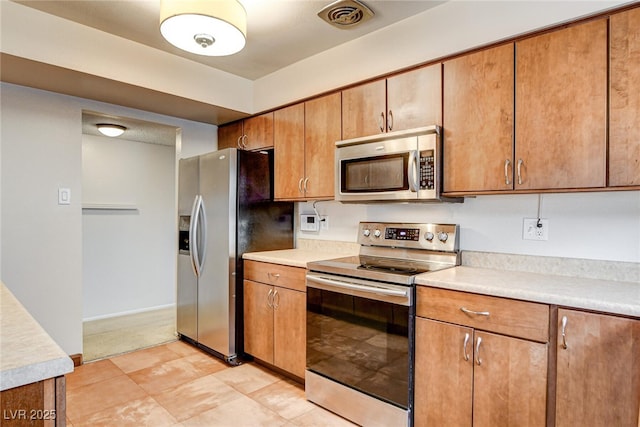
[320,215,329,230]
[523,218,549,241]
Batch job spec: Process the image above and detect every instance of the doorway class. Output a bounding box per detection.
[81,111,179,361]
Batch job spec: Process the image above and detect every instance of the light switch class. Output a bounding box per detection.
[58,188,71,205]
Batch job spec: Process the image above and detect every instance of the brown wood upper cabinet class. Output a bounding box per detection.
[274,92,341,201]
[555,309,640,426]
[515,18,607,190]
[341,64,441,140]
[217,112,274,151]
[609,7,640,187]
[443,43,515,193]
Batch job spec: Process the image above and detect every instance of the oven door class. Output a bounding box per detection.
[306,273,414,409]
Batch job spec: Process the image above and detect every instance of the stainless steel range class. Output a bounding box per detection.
[305,222,460,427]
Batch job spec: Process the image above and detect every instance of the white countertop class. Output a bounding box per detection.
[243,249,351,268]
[0,282,74,391]
[416,266,640,318]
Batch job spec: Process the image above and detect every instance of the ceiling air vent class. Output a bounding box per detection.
[318,0,374,29]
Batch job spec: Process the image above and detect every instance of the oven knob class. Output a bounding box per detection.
[438,232,449,242]
[363,229,371,237]
[373,229,382,238]
[425,232,435,241]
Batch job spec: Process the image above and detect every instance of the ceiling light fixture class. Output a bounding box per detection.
[96,124,127,137]
[159,0,247,56]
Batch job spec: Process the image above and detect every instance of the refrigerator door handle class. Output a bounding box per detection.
[190,195,202,278]
[197,195,207,273]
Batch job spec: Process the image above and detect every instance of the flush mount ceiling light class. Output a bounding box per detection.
[159,0,247,56]
[96,124,127,137]
[318,0,374,29]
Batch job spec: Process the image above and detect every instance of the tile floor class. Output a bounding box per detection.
[66,340,357,426]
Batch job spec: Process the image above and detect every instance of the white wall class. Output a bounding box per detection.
[0,82,218,355]
[299,190,640,263]
[1,83,84,355]
[82,135,176,320]
[254,0,629,111]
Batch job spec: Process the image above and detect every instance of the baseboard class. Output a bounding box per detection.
[70,353,83,367]
[83,303,176,322]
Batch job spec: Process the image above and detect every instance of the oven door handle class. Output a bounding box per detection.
[306,274,409,299]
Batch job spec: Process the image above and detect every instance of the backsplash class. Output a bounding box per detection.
[296,238,359,255]
[295,191,640,264]
[295,238,639,284]
[463,251,639,283]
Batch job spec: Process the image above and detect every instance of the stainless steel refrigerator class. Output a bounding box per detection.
[177,148,293,364]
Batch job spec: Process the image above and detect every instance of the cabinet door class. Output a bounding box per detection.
[218,121,243,150]
[556,309,640,427]
[473,331,547,427]
[304,92,341,200]
[243,280,274,364]
[443,44,515,193]
[387,64,442,132]
[243,112,274,150]
[610,8,640,187]
[342,79,386,139]
[274,103,305,200]
[273,287,306,379]
[515,19,607,190]
[414,317,473,427]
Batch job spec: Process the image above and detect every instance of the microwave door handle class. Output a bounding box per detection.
[408,151,419,192]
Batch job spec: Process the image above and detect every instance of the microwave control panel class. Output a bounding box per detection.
[419,150,435,190]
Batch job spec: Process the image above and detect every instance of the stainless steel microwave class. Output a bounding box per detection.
[335,126,461,203]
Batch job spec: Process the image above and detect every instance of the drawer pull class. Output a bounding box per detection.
[561,315,568,349]
[463,332,470,362]
[268,272,281,280]
[460,307,490,317]
[475,336,483,366]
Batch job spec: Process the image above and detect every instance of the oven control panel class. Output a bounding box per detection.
[358,222,459,252]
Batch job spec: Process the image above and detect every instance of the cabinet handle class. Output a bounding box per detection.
[517,158,524,185]
[475,336,483,366]
[236,136,243,149]
[298,178,304,194]
[387,110,394,131]
[561,316,568,349]
[460,307,490,317]
[303,177,309,193]
[504,159,511,186]
[379,112,385,132]
[273,290,280,309]
[267,272,280,280]
[267,289,274,308]
[463,332,471,362]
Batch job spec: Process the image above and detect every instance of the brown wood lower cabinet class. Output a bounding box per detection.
[555,309,640,427]
[0,377,66,427]
[243,260,306,379]
[415,318,548,427]
[414,287,549,427]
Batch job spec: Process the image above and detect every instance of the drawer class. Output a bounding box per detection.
[416,286,549,342]
[244,260,306,292]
